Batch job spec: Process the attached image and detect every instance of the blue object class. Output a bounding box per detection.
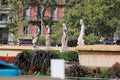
[0,61,20,76]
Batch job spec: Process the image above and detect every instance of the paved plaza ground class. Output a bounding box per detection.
[0,76,62,80]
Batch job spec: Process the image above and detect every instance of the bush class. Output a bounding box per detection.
[38,35,46,46]
[30,50,60,74]
[14,51,32,72]
[50,33,62,46]
[68,39,77,47]
[66,64,87,77]
[87,67,110,78]
[54,51,78,62]
[85,33,99,45]
[87,67,101,77]
[94,68,110,78]
[22,50,36,54]
[109,62,120,78]
[14,50,60,75]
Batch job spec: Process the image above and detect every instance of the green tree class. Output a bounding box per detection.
[51,0,120,45]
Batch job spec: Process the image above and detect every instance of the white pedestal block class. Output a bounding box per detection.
[51,59,65,79]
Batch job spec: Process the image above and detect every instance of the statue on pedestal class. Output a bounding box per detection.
[8,29,15,45]
[77,19,85,45]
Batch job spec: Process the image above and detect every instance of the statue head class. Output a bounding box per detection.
[80,19,84,26]
[46,25,49,28]
[62,23,66,27]
[62,23,67,31]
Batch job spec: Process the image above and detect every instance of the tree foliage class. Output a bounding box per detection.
[2,0,120,45]
[51,0,120,45]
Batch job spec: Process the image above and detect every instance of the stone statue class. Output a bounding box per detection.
[46,25,51,47]
[61,23,68,47]
[77,19,85,45]
[8,29,14,45]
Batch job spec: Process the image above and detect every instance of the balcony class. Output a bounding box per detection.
[0,21,10,28]
[0,20,10,24]
[19,34,36,45]
[0,8,11,13]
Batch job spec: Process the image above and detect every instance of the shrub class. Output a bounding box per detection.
[68,39,77,47]
[14,51,32,72]
[14,50,60,75]
[94,68,110,78]
[38,35,46,46]
[87,67,110,78]
[66,64,87,77]
[50,33,62,46]
[109,62,120,78]
[30,50,60,74]
[54,51,78,62]
[22,50,36,54]
[85,33,99,45]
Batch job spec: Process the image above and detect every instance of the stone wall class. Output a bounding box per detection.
[0,46,76,56]
[0,46,33,56]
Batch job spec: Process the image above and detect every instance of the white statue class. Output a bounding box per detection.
[46,25,50,46]
[61,23,68,47]
[77,19,85,45]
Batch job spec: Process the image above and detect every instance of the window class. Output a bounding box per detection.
[23,26,29,35]
[26,7,30,20]
[1,0,7,5]
[52,7,58,21]
[0,14,8,21]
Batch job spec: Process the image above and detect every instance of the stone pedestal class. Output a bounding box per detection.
[77,45,120,67]
[60,47,68,52]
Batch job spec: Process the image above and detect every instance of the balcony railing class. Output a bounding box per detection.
[0,21,10,28]
[0,21,10,24]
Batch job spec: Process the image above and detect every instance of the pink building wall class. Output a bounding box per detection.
[18,0,64,35]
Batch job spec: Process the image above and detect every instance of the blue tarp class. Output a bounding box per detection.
[0,61,20,76]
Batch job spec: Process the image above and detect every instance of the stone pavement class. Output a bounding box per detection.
[0,76,63,80]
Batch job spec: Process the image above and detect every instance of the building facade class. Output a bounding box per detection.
[18,6,39,45]
[0,0,11,44]
[0,0,69,45]
[18,0,65,45]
